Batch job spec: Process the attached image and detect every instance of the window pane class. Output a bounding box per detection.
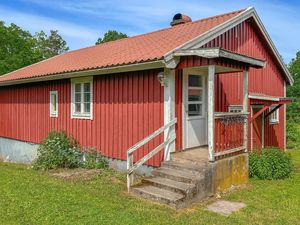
[75,93,81,103]
[189,75,202,87]
[84,103,90,113]
[188,89,202,101]
[84,83,90,92]
[188,104,202,116]
[53,94,57,112]
[84,93,90,103]
[75,83,81,93]
[75,103,81,113]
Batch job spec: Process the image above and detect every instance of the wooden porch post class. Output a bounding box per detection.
[208,65,215,162]
[243,70,249,151]
[164,68,176,160]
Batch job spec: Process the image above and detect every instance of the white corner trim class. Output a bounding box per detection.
[70,76,93,120]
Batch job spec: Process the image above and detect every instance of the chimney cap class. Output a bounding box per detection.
[171,13,192,26]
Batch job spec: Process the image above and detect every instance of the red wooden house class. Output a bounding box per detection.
[0,7,293,205]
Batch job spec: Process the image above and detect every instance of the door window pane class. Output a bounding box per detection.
[188,104,202,116]
[188,89,202,101]
[189,75,202,87]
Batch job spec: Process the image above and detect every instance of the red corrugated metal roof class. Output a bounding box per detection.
[0,9,245,82]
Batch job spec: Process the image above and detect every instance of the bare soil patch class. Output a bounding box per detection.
[51,168,102,181]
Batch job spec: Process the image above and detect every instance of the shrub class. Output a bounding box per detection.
[81,147,108,169]
[33,131,108,170]
[249,148,293,180]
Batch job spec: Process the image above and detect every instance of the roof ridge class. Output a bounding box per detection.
[64,8,246,55]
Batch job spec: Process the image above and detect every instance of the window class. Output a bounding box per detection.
[269,105,279,124]
[50,91,58,117]
[71,77,93,119]
[188,75,204,117]
[228,105,243,113]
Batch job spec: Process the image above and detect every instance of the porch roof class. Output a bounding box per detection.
[170,47,266,69]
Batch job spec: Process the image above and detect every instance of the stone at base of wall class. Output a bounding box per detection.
[210,153,249,193]
[0,136,153,175]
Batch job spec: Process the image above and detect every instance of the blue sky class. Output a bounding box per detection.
[0,0,299,63]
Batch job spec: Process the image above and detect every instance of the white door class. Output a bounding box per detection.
[183,72,207,149]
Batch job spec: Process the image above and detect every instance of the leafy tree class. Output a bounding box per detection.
[35,30,69,59]
[95,30,128,45]
[0,22,69,76]
[0,21,42,75]
[287,51,300,123]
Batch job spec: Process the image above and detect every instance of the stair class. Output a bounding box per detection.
[131,150,211,208]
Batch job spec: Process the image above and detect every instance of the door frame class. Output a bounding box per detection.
[251,105,265,150]
[182,68,208,149]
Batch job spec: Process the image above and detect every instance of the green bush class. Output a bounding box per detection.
[33,131,108,170]
[287,122,300,149]
[249,148,293,180]
[81,147,108,169]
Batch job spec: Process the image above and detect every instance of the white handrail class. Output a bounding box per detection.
[126,118,177,191]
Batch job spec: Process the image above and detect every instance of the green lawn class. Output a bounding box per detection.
[1,150,300,225]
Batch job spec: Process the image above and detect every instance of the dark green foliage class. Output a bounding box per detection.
[286,122,300,149]
[0,21,68,75]
[81,147,108,169]
[34,30,69,59]
[33,131,108,170]
[95,30,127,45]
[249,148,293,180]
[287,51,300,123]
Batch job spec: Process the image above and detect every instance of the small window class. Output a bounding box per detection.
[71,77,93,119]
[228,105,243,113]
[50,91,58,117]
[269,106,279,124]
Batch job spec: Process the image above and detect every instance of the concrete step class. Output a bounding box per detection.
[152,167,202,184]
[131,185,185,207]
[171,154,208,165]
[161,160,208,173]
[143,176,196,196]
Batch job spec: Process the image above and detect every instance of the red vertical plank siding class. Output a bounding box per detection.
[202,19,285,150]
[0,69,164,166]
[175,69,183,151]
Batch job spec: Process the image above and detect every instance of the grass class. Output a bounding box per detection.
[0,150,300,225]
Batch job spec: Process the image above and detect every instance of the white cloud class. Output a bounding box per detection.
[0,6,100,48]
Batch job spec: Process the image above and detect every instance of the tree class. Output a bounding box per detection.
[35,30,69,59]
[287,51,300,123]
[0,21,69,76]
[95,30,127,45]
[0,21,42,75]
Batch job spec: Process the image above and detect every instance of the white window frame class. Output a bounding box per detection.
[71,77,93,120]
[269,105,279,124]
[50,91,58,117]
[228,105,243,113]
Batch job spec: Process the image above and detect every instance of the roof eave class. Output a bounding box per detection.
[0,60,165,87]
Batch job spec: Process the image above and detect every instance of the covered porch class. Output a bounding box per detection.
[164,47,266,162]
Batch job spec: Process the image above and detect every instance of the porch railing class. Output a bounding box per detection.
[126,118,177,192]
[214,112,248,159]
